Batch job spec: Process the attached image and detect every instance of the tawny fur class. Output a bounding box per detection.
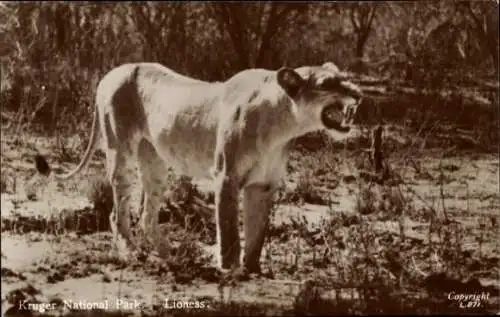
[36,62,363,273]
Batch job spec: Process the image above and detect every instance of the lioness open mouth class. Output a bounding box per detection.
[321,104,350,133]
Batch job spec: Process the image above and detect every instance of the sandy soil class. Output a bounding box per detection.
[1,131,499,316]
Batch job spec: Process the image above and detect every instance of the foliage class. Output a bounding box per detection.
[0,1,498,135]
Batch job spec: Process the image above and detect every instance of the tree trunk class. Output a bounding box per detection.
[356,34,367,59]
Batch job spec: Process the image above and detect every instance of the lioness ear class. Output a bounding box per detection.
[277,67,304,98]
[322,62,339,72]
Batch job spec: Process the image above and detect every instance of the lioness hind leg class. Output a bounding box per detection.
[242,184,275,273]
[214,174,241,270]
[137,139,168,247]
[106,148,137,258]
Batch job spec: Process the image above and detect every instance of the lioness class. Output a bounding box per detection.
[36,62,362,273]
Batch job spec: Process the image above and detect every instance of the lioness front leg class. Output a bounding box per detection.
[214,174,241,270]
[242,183,275,273]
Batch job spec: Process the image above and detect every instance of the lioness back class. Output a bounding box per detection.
[99,64,285,180]
[99,63,229,178]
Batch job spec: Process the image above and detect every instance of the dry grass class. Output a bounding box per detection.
[1,124,499,316]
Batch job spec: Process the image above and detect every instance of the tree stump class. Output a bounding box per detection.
[370,125,384,174]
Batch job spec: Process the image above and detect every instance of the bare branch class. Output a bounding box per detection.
[349,6,361,31]
[254,3,306,68]
[156,3,171,27]
[367,5,377,28]
[210,4,250,69]
[466,2,487,35]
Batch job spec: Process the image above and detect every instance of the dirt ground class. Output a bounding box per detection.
[1,127,499,316]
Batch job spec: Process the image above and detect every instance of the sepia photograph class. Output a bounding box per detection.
[1,1,499,316]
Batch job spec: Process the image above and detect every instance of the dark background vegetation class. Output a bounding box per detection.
[1,3,499,316]
[0,1,498,146]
